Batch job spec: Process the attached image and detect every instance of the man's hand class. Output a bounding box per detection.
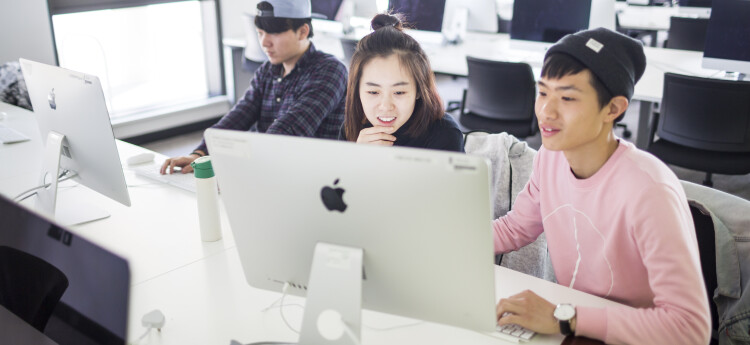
[496,289,568,335]
[160,153,201,175]
[356,126,396,146]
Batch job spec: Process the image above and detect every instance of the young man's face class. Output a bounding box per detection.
[535,70,615,153]
[257,26,306,65]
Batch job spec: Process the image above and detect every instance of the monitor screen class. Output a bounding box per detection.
[511,0,592,43]
[311,0,344,20]
[442,0,498,33]
[19,59,130,225]
[205,129,497,340]
[388,0,447,32]
[679,0,712,7]
[702,0,750,75]
[0,194,130,344]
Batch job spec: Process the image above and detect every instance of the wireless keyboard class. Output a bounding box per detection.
[0,125,30,144]
[130,164,196,193]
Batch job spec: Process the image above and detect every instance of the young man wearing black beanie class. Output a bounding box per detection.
[492,28,711,344]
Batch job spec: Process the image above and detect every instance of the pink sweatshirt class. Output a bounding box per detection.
[493,140,711,344]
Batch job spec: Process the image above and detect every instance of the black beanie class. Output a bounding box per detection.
[544,27,646,101]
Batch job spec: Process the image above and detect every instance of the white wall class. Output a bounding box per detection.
[0,0,56,65]
[219,0,260,39]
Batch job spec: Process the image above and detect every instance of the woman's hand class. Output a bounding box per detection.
[356,126,396,146]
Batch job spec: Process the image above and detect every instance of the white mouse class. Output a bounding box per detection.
[127,152,155,165]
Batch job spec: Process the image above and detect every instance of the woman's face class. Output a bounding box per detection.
[358,54,417,131]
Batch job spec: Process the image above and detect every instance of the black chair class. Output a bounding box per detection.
[647,73,750,186]
[0,246,69,332]
[688,203,719,345]
[457,57,538,138]
[340,38,358,70]
[665,16,710,52]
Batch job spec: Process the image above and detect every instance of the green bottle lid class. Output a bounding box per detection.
[191,156,215,179]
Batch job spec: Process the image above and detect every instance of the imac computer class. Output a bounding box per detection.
[388,0,448,44]
[312,0,345,20]
[0,194,130,344]
[389,0,498,44]
[19,59,131,225]
[510,0,616,52]
[442,0,499,42]
[702,0,750,80]
[205,129,498,344]
[677,0,712,17]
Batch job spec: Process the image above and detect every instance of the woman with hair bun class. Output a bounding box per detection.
[341,13,464,152]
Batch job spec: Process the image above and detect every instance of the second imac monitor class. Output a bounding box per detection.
[20,59,130,225]
[388,0,447,32]
[702,0,750,79]
[510,0,615,52]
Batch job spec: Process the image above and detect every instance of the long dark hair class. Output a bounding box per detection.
[344,13,444,141]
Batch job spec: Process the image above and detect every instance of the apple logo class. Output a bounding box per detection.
[321,178,347,212]
[48,88,56,110]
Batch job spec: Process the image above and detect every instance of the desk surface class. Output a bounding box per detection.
[0,102,619,344]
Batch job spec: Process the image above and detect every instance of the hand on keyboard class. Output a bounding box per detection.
[161,152,202,175]
[131,164,197,193]
[496,313,536,341]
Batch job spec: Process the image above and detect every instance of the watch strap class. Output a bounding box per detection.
[559,319,573,336]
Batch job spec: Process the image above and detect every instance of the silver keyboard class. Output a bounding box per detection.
[494,323,536,342]
[130,164,197,193]
[0,125,30,144]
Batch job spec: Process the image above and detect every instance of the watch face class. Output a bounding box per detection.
[554,304,576,320]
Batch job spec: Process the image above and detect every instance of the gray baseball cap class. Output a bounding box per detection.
[257,0,312,19]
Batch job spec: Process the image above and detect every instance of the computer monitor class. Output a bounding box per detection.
[0,194,130,344]
[442,0,498,33]
[19,58,131,226]
[702,0,750,79]
[388,0,447,32]
[312,0,345,20]
[510,0,616,52]
[677,0,712,16]
[205,129,497,344]
[351,0,379,18]
[679,0,712,6]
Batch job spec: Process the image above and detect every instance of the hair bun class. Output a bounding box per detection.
[371,13,404,31]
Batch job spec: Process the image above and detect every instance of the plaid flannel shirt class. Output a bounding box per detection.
[196,43,347,153]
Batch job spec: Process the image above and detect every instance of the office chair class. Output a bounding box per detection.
[688,203,719,345]
[665,16,710,52]
[457,57,538,138]
[339,38,358,69]
[0,246,69,332]
[647,73,750,186]
[682,179,750,345]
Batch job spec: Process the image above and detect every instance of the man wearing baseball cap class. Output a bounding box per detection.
[162,0,347,174]
[492,28,711,344]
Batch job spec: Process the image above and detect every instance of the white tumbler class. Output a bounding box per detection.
[191,156,222,242]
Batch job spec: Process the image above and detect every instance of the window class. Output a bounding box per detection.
[50,0,224,119]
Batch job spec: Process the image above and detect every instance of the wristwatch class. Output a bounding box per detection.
[553,303,576,336]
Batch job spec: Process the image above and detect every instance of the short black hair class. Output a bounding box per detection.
[541,53,624,123]
[254,1,314,38]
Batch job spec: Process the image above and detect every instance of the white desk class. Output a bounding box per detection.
[1,102,621,344]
